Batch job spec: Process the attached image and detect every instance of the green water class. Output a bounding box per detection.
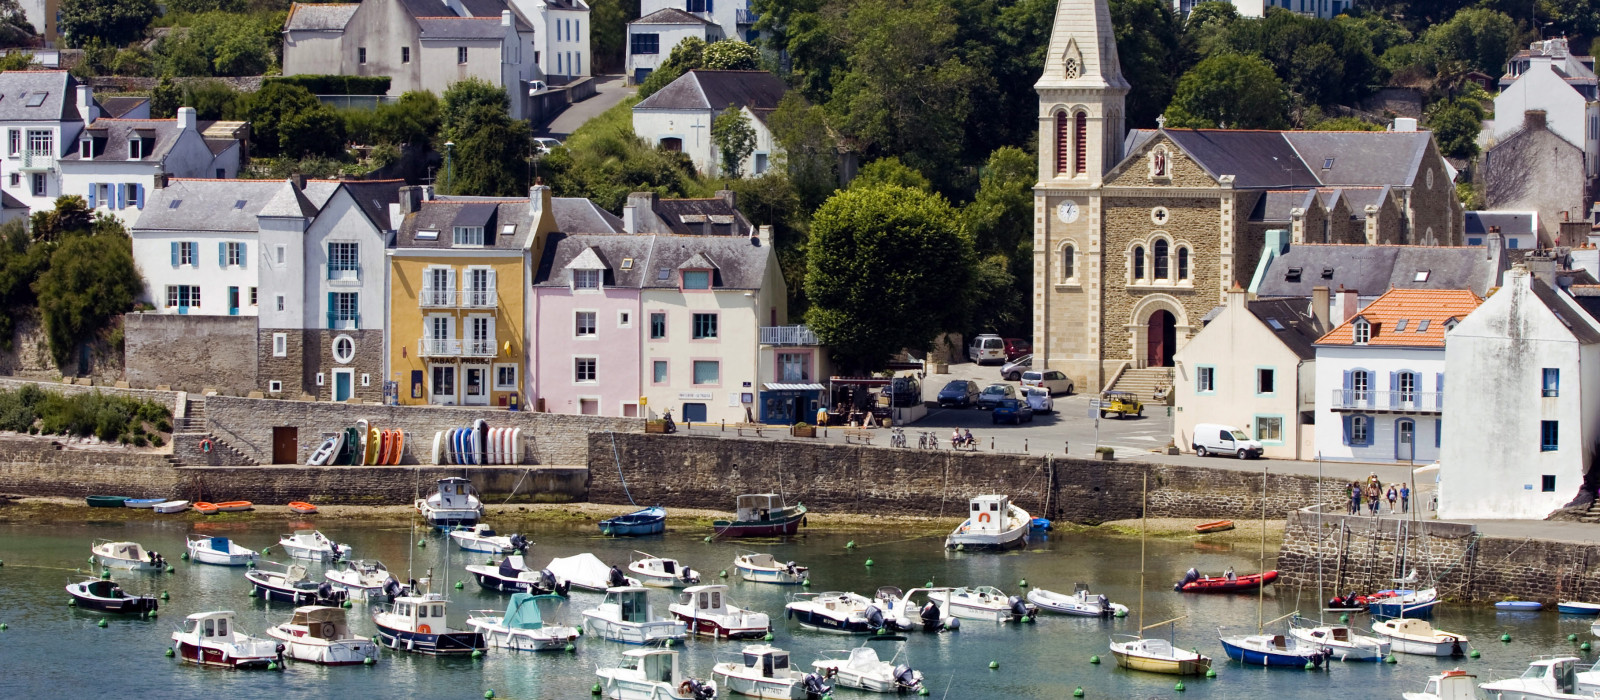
[0,515,1588,699]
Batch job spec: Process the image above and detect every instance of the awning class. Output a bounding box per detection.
[763,383,824,391]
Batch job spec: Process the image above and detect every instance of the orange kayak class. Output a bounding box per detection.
[193,502,220,515]
[288,501,318,515]
[1194,520,1235,534]
[214,501,253,512]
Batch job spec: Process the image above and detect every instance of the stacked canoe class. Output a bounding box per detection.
[306,418,406,466]
[433,419,522,465]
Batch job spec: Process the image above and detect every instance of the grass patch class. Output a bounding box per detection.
[0,385,171,443]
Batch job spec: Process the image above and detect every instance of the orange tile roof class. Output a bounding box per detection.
[1315,288,1482,348]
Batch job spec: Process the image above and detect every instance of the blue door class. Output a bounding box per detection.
[682,403,707,423]
[334,372,353,402]
[228,286,240,316]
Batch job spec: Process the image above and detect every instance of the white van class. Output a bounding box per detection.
[968,334,1006,365]
[1191,423,1264,459]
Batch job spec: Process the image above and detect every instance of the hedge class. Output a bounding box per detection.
[264,75,392,95]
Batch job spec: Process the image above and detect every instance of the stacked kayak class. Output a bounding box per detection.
[308,419,405,465]
[432,419,521,465]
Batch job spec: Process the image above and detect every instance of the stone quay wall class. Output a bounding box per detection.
[0,438,179,498]
[173,465,588,505]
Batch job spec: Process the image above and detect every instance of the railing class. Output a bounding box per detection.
[326,313,360,331]
[760,325,819,346]
[19,151,54,171]
[418,338,461,357]
[463,339,497,357]
[325,264,361,282]
[459,289,496,309]
[1330,390,1443,412]
[419,289,456,308]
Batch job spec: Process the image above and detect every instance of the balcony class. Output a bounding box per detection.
[326,313,360,331]
[1330,390,1443,413]
[18,152,54,172]
[325,264,362,283]
[761,325,820,346]
[459,289,496,309]
[463,339,497,357]
[419,289,456,308]
[418,338,461,357]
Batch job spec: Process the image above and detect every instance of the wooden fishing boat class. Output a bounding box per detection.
[600,506,667,537]
[86,495,129,508]
[193,502,220,515]
[214,501,253,512]
[288,501,318,515]
[944,495,1030,550]
[1174,568,1278,593]
[1193,520,1235,534]
[712,494,806,538]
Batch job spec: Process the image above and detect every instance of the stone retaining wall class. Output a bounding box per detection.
[174,465,587,505]
[0,438,178,498]
[124,313,259,395]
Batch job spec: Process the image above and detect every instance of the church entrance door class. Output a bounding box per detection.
[1146,310,1176,367]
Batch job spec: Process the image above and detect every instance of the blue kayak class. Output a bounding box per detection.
[1494,601,1542,612]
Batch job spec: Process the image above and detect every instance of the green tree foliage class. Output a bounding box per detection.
[804,184,975,371]
[0,0,34,46]
[150,78,243,119]
[727,172,810,312]
[444,105,534,196]
[237,82,346,158]
[21,197,142,369]
[0,51,33,72]
[588,0,639,73]
[0,220,48,350]
[153,11,285,77]
[766,92,837,211]
[1426,97,1484,160]
[1421,8,1517,77]
[958,146,1035,336]
[1309,115,1382,131]
[1219,8,1382,109]
[541,97,698,210]
[342,91,441,147]
[1183,1,1239,58]
[29,196,93,244]
[1164,53,1287,129]
[60,0,157,48]
[849,157,931,192]
[637,37,707,98]
[0,384,171,440]
[711,106,757,178]
[441,78,510,140]
[703,40,761,70]
[1110,0,1186,129]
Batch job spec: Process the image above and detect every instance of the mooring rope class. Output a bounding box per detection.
[610,431,635,506]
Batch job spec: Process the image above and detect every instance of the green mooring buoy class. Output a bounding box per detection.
[165,648,174,657]
[418,540,426,548]
[484,690,495,699]
[988,660,999,669]
[1385,655,1397,664]
[1502,633,1513,643]
[161,591,169,600]
[592,683,603,694]
[1584,641,1593,651]
[97,618,107,628]
[1073,688,1084,698]
[1470,650,1481,658]
[455,580,464,590]
[1572,634,1580,642]
[864,559,874,566]
[1205,669,1217,678]
[1018,579,1028,588]
[471,650,483,658]
[1174,681,1186,692]
[1089,655,1100,664]
[180,552,189,561]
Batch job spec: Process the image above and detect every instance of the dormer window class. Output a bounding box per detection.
[682,270,710,290]
[79,138,90,158]
[452,226,484,246]
[1353,318,1371,345]
[573,269,601,290]
[128,138,142,160]
[1444,317,1459,331]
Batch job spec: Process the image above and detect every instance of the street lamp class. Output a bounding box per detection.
[443,140,455,192]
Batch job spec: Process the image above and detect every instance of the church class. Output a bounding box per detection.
[1030,0,1466,393]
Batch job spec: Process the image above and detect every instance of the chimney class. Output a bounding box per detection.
[75,83,94,121]
[624,192,657,235]
[176,106,195,131]
[1391,117,1417,132]
[1226,282,1249,315]
[1311,286,1330,332]
[1525,110,1548,131]
[529,180,551,221]
[1338,287,1359,322]
[754,224,771,246]
[1560,219,1588,247]
[501,9,512,26]
[716,189,736,210]
[288,173,306,190]
[399,185,423,215]
[152,172,169,189]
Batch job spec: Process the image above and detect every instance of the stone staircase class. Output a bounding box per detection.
[1107,366,1175,400]
[166,398,258,466]
[174,398,205,433]
[1581,501,1600,523]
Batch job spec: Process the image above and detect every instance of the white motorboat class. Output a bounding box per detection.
[171,610,283,669]
[596,648,717,700]
[734,552,808,585]
[1478,657,1600,699]
[414,476,483,528]
[153,500,189,514]
[784,591,877,634]
[324,560,409,600]
[812,644,924,694]
[372,591,488,655]
[629,550,701,588]
[927,586,1037,623]
[449,524,527,554]
[92,540,167,571]
[277,530,349,562]
[546,553,640,592]
[670,584,771,639]
[712,645,831,699]
[467,592,582,651]
[1027,583,1128,618]
[581,586,688,645]
[943,495,1030,550]
[186,535,259,567]
[871,587,958,633]
[1405,668,1478,700]
[466,555,567,595]
[1372,618,1470,657]
[1287,616,1389,662]
[247,561,348,606]
[266,605,379,665]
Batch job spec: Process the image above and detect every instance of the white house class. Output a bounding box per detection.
[0,70,93,213]
[1176,0,1353,19]
[1492,39,1599,186]
[508,0,592,80]
[631,69,785,178]
[640,0,755,44]
[58,107,243,228]
[1313,287,1483,464]
[1439,265,1600,520]
[625,9,723,85]
[129,178,287,317]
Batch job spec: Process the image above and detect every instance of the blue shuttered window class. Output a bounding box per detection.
[135,184,144,210]
[87,183,97,208]
[218,242,226,267]
[238,242,246,269]
[170,241,178,267]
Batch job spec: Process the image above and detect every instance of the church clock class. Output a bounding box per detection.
[1056,200,1081,224]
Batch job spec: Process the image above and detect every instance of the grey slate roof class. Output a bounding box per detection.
[1282,131,1433,188]
[0,71,80,122]
[1136,128,1438,191]
[1536,281,1600,344]
[60,119,182,163]
[396,198,534,250]
[533,232,772,289]
[132,179,288,233]
[552,197,623,233]
[258,180,318,218]
[630,8,714,25]
[417,17,509,40]
[1246,298,1325,360]
[650,197,752,236]
[340,180,405,231]
[1161,130,1317,189]
[0,190,24,210]
[1464,211,1537,237]
[633,70,788,112]
[284,3,359,31]
[1246,186,1392,223]
[1255,244,1504,298]
[98,96,149,119]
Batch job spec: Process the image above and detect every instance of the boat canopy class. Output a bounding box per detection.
[208,537,231,551]
[85,580,124,598]
[740,645,790,677]
[846,647,881,669]
[289,606,347,626]
[679,585,728,612]
[607,588,652,623]
[501,593,554,630]
[499,555,529,577]
[546,553,612,585]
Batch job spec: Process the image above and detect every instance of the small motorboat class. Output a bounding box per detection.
[372,591,488,655]
[66,578,159,614]
[414,477,483,528]
[1494,600,1543,612]
[92,540,167,572]
[784,591,877,634]
[467,592,582,651]
[872,587,958,633]
[214,501,253,512]
[1109,635,1212,676]
[600,506,667,536]
[597,648,717,700]
[154,500,190,514]
[288,502,318,515]
[1217,628,1329,668]
[266,605,379,665]
[713,493,807,538]
[1193,520,1235,534]
[712,645,832,699]
[629,551,701,588]
[278,530,349,562]
[1560,601,1600,615]
[449,524,527,554]
[1366,588,1439,619]
[86,495,130,508]
[186,535,260,567]
[193,502,220,515]
[325,560,410,601]
[306,433,343,466]
[812,644,924,694]
[1287,616,1389,662]
[1371,617,1469,657]
[944,495,1030,550]
[1405,669,1478,700]
[465,555,567,595]
[246,562,348,606]
[1026,583,1128,617]
[927,586,1036,623]
[1174,568,1278,593]
[735,552,809,585]
[545,553,640,592]
[124,498,165,509]
[581,586,688,644]
[172,610,283,669]
[1478,657,1600,698]
[669,584,771,639]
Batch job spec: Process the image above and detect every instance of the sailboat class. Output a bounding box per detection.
[1217,464,1331,668]
[1109,470,1213,676]
[1286,455,1391,662]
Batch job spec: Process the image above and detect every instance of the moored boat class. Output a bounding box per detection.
[92,540,167,571]
[1404,668,1478,700]
[629,551,701,588]
[601,506,667,536]
[1366,588,1439,619]
[1559,602,1600,615]
[266,605,379,665]
[324,559,410,601]
[784,591,876,634]
[171,610,283,669]
[372,591,487,655]
[944,495,1030,550]
[1287,615,1389,662]
[278,529,349,562]
[1495,600,1543,612]
[1477,656,1600,698]
[124,498,165,508]
[1027,583,1128,618]
[1217,628,1329,668]
[288,502,318,515]
[449,523,526,554]
[1193,520,1235,533]
[213,500,253,512]
[1109,635,1212,676]
[811,644,924,694]
[713,494,806,538]
[153,500,190,514]
[66,578,159,614]
[193,502,219,515]
[735,552,808,585]
[1371,617,1469,656]
[467,593,582,651]
[465,555,567,595]
[872,587,958,633]
[596,648,717,700]
[186,535,260,566]
[545,553,639,592]
[86,495,129,508]
[414,477,483,528]
[581,586,688,645]
[927,586,1036,623]
[247,561,348,606]
[1174,568,1278,593]
[713,645,832,699]
[670,584,771,639]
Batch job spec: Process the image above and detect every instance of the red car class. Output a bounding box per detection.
[1003,338,1031,361]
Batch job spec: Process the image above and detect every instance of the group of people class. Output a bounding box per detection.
[1348,472,1409,515]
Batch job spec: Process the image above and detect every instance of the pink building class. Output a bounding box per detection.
[530,234,651,416]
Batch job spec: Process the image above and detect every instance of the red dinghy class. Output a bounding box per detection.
[1174,568,1278,593]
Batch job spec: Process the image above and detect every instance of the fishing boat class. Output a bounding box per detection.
[713,645,832,699]
[1495,601,1543,612]
[324,560,410,601]
[581,586,688,644]
[600,506,667,536]
[153,500,190,514]
[545,553,639,592]
[467,593,582,651]
[811,643,924,694]
[871,587,958,633]
[86,495,130,507]
[1561,602,1600,615]
[1174,568,1278,593]
[172,610,283,669]
[1371,618,1469,656]
[214,500,253,512]
[713,494,807,538]
[670,584,771,639]
[449,524,527,554]
[1027,583,1128,618]
[92,540,167,571]
[277,529,349,562]
[596,648,718,700]
[372,591,488,655]
[306,432,343,466]
[465,555,567,595]
[1404,669,1478,700]
[288,502,318,515]
[65,578,159,614]
[246,562,348,605]
[124,498,165,508]
[1217,628,1329,667]
[926,586,1036,623]
[735,552,809,585]
[1287,615,1389,662]
[1366,588,1439,619]
[943,495,1030,550]
[193,502,220,515]
[186,535,260,566]
[784,591,877,634]
[266,605,379,665]
[1108,469,1213,677]
[629,551,701,588]
[414,476,483,528]
[1193,520,1235,534]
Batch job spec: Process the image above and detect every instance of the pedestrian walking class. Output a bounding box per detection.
[1351,482,1362,515]
[1400,484,1410,513]
[1386,485,1398,513]
[1366,483,1381,515]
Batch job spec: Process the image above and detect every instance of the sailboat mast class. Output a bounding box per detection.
[1317,454,1324,624]
[1139,469,1147,632]
[1258,464,1267,634]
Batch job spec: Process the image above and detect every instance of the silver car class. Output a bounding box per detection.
[1021,369,1074,395]
[976,383,1016,410]
[1001,354,1032,381]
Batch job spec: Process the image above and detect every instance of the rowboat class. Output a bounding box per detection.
[288,502,318,515]
[186,535,260,566]
[600,506,667,537]
[306,433,342,466]
[193,502,220,515]
[124,498,166,508]
[1559,601,1600,615]
[215,501,253,512]
[1193,520,1235,534]
[154,500,190,514]
[1174,568,1278,593]
[86,495,129,508]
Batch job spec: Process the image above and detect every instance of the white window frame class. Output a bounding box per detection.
[272,332,288,357]
[617,310,632,328]
[268,380,283,393]
[493,363,518,390]
[331,334,356,364]
[452,226,484,246]
[573,268,602,291]
[1353,319,1371,345]
[574,355,598,384]
[575,310,597,338]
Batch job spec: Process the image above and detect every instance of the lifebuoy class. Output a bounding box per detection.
[417,624,432,634]
[199,438,213,453]
[679,681,693,696]
[977,512,992,524]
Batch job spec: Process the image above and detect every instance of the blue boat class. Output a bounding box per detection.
[600,506,667,536]
[1218,629,1329,667]
[1367,588,1438,620]
[1494,601,1542,612]
[372,592,486,656]
[1559,602,1600,615]
[123,498,166,508]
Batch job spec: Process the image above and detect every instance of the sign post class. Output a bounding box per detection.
[1088,399,1102,452]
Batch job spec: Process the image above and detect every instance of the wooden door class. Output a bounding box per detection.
[272,427,297,465]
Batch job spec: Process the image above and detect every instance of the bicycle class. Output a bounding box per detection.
[889,427,907,448]
[918,431,939,449]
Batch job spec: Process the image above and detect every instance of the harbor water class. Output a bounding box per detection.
[0,516,1589,699]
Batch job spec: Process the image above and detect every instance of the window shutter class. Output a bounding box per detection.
[170,241,178,267]
[219,242,226,268]
[327,292,335,330]
[1363,418,1374,447]
[1342,370,1352,401]
[1435,419,1442,449]
[135,184,144,210]
[487,269,497,298]
[116,183,125,210]
[1341,415,1354,446]
[87,183,96,209]
[1388,371,1399,408]
[446,269,457,295]
[239,242,246,269]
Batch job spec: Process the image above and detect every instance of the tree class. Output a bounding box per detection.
[1427,97,1484,160]
[1110,0,1186,129]
[0,219,48,350]
[0,50,33,72]
[0,0,33,46]
[1310,116,1381,131]
[444,105,533,196]
[766,92,837,211]
[849,157,931,192]
[1422,8,1517,77]
[1163,53,1287,129]
[59,0,157,48]
[237,82,344,158]
[711,106,757,178]
[804,184,975,371]
[33,228,141,369]
[702,40,761,70]
[29,196,92,243]
[637,37,707,98]
[540,97,698,211]
[963,146,1034,256]
[588,0,639,73]
[1183,1,1239,58]
[441,78,511,140]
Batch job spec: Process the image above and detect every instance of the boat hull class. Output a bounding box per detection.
[373,622,486,655]
[95,555,164,572]
[944,522,1029,550]
[1369,599,1437,619]
[736,565,806,585]
[712,668,808,699]
[674,612,769,640]
[1561,602,1600,615]
[1288,627,1388,662]
[600,508,667,536]
[86,496,129,508]
[1219,638,1326,667]
[68,591,158,615]
[469,621,579,651]
[785,607,873,634]
[172,640,277,669]
[597,673,700,700]
[267,630,379,665]
[188,541,258,567]
[450,533,512,554]
[713,512,805,538]
[247,574,340,606]
[580,612,686,644]
[470,569,560,595]
[1383,635,1467,656]
[1110,648,1210,676]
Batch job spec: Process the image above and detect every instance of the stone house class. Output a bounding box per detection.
[58,107,244,228]
[1483,110,1593,242]
[631,69,784,178]
[624,9,723,85]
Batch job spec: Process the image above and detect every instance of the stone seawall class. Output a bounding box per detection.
[123,314,259,395]
[0,438,178,498]
[174,466,588,505]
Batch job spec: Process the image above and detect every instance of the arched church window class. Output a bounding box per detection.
[1060,244,1076,282]
[1177,246,1190,281]
[1055,112,1070,175]
[1132,245,1145,280]
[1153,239,1169,279]
[1074,112,1088,175]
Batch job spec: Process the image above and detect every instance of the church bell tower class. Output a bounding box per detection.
[1033,0,1129,185]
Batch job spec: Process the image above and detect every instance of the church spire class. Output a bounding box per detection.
[1034,0,1129,184]
[1034,0,1129,91]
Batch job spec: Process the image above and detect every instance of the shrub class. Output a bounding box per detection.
[132,434,148,447]
[149,435,165,447]
[265,75,392,95]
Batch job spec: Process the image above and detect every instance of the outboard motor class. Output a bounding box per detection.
[864,605,886,632]
[800,673,832,698]
[508,534,529,554]
[1175,568,1200,591]
[1097,594,1111,618]
[919,601,943,631]
[681,567,699,585]
[684,679,716,700]
[536,569,559,594]
[316,581,335,604]
[274,643,287,668]
[892,664,920,691]
[607,566,628,588]
[382,579,401,600]
[1008,596,1030,622]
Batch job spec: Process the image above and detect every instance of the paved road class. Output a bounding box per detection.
[538,75,632,140]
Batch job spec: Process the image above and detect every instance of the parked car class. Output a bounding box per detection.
[937,380,981,408]
[1192,423,1264,459]
[1000,354,1032,381]
[533,137,563,153]
[968,334,1006,365]
[1003,338,1031,361]
[1023,386,1054,414]
[888,377,921,407]
[976,383,1015,410]
[992,398,1034,424]
[1098,391,1143,419]
[1021,369,1074,395]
